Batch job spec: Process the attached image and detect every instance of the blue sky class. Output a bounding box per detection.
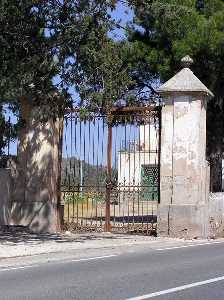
[110,2,134,40]
[5,2,134,156]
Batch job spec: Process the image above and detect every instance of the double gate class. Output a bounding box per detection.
[61,106,161,234]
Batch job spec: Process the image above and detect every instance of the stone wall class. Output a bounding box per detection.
[160,95,208,206]
[159,161,210,239]
[0,122,62,234]
[9,100,63,233]
[10,115,62,233]
[158,94,210,238]
[0,169,12,225]
[222,159,224,191]
[208,193,224,238]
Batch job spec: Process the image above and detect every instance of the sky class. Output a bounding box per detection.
[62,4,135,163]
[63,114,140,167]
[5,2,134,156]
[110,2,134,40]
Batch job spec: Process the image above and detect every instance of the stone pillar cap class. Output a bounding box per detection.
[157,56,214,98]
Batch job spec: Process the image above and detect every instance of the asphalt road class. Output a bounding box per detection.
[1,242,224,300]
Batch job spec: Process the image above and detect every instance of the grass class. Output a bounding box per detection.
[63,192,105,221]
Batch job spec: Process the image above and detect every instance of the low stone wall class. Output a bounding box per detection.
[158,204,209,239]
[208,193,224,238]
[0,169,12,225]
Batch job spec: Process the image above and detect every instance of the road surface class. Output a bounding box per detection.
[1,241,224,299]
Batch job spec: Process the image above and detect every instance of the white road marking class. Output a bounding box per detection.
[156,240,224,251]
[0,254,118,273]
[126,275,224,299]
[0,265,34,272]
[70,254,118,262]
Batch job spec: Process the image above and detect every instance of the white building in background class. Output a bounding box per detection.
[117,123,159,199]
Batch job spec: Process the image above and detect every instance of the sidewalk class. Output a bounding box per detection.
[0,226,222,261]
[0,228,157,259]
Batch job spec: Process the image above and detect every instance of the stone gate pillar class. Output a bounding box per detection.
[10,99,63,233]
[158,56,214,238]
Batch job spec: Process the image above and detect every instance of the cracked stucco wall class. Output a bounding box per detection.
[160,94,208,206]
[159,93,210,238]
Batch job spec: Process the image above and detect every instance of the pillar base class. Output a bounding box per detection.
[158,204,208,239]
[10,201,58,233]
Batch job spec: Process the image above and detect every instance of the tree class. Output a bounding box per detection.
[0,0,135,155]
[0,110,11,156]
[124,0,224,190]
[0,1,135,231]
[0,0,134,112]
[0,1,136,148]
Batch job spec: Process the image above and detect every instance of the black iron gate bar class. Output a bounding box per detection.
[61,106,161,234]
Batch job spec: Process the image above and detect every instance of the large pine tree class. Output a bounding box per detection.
[126,0,224,157]
[0,0,133,153]
[124,0,224,190]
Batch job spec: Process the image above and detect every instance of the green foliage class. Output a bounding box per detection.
[126,0,224,157]
[2,0,223,159]
[64,194,87,204]
[61,157,108,188]
[64,193,104,205]
[77,40,135,112]
[0,0,134,152]
[0,1,120,114]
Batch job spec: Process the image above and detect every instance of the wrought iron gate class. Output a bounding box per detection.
[61,106,161,234]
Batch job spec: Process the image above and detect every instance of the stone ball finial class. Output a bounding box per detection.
[181,55,194,68]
